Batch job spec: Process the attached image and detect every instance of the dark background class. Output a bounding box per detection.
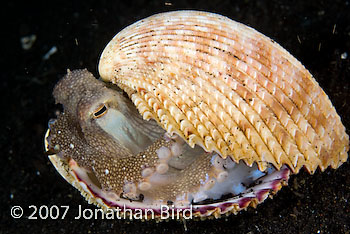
[1,0,350,233]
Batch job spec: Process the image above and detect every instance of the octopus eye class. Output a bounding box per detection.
[93,104,108,118]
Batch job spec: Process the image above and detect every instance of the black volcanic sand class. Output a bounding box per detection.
[2,1,350,233]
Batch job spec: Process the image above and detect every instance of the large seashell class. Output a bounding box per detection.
[99,10,349,173]
[45,10,349,219]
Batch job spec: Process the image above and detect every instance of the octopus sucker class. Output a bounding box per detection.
[45,10,348,220]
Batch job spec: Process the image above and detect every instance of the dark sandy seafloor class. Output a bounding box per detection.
[1,0,350,233]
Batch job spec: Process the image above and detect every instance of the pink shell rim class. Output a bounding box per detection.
[68,157,290,218]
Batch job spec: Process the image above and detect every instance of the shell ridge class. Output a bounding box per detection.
[155,64,274,166]
[199,22,337,168]
[177,21,340,170]
[98,10,349,173]
[206,74,300,168]
[111,33,322,171]
[119,70,213,152]
[120,63,258,163]
[153,60,292,169]
[192,71,286,167]
[170,14,345,167]
[241,30,347,167]
[115,35,316,171]
[229,61,322,169]
[132,42,307,170]
[141,70,222,153]
[112,20,329,171]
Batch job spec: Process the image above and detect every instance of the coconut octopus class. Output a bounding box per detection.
[45,10,349,219]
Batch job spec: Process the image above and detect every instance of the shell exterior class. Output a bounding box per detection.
[99,10,349,173]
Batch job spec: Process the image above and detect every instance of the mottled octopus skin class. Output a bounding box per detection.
[45,10,349,219]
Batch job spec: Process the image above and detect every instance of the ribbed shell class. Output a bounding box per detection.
[98,10,349,173]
